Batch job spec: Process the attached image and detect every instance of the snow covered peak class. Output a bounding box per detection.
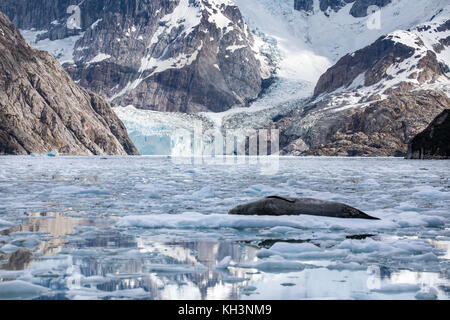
[13,0,272,113]
[313,4,450,101]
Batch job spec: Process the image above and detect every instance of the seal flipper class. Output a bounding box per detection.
[265,196,296,203]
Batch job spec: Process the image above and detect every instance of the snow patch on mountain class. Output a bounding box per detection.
[87,53,111,65]
[149,0,203,47]
[232,0,449,102]
[318,5,450,104]
[21,29,84,65]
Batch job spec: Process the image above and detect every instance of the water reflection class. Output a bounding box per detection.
[0,213,449,300]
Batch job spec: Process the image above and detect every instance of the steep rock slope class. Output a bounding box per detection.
[407,109,450,160]
[0,12,138,155]
[295,0,392,17]
[1,0,271,113]
[275,7,450,157]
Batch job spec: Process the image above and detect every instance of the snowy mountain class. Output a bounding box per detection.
[1,0,449,156]
[275,5,450,156]
[1,0,272,113]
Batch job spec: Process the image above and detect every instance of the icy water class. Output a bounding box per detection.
[0,156,449,300]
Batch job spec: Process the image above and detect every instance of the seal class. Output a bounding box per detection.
[228,196,380,220]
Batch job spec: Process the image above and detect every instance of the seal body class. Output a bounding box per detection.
[228,196,379,220]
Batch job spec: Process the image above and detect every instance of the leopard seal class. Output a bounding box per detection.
[228,196,379,220]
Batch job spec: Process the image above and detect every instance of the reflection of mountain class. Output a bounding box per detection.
[1,212,95,257]
[1,213,259,299]
[73,238,258,300]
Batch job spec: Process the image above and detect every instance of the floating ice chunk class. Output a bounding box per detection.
[267,226,299,234]
[256,249,276,258]
[0,280,49,299]
[0,219,13,228]
[0,243,21,253]
[106,273,148,279]
[50,186,109,195]
[407,252,439,262]
[415,287,438,300]
[287,179,300,186]
[371,283,421,293]
[0,219,14,231]
[215,256,232,269]
[242,285,257,292]
[256,242,333,259]
[146,263,208,274]
[269,242,322,254]
[337,238,381,253]
[258,248,350,261]
[244,184,285,196]
[0,270,26,279]
[60,248,100,257]
[191,186,216,199]
[80,276,112,285]
[135,183,163,198]
[222,275,249,283]
[411,186,449,199]
[117,212,315,229]
[11,237,41,249]
[327,262,367,271]
[421,216,445,228]
[66,287,148,300]
[237,256,306,272]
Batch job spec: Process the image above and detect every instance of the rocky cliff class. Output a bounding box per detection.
[407,109,450,160]
[1,0,271,113]
[0,12,139,155]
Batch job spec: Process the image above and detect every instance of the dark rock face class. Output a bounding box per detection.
[314,37,415,97]
[0,12,139,155]
[294,0,314,12]
[319,0,354,13]
[349,0,392,18]
[314,29,449,98]
[2,0,268,113]
[407,110,450,159]
[0,0,75,30]
[293,0,391,17]
[3,248,33,270]
[276,91,449,157]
